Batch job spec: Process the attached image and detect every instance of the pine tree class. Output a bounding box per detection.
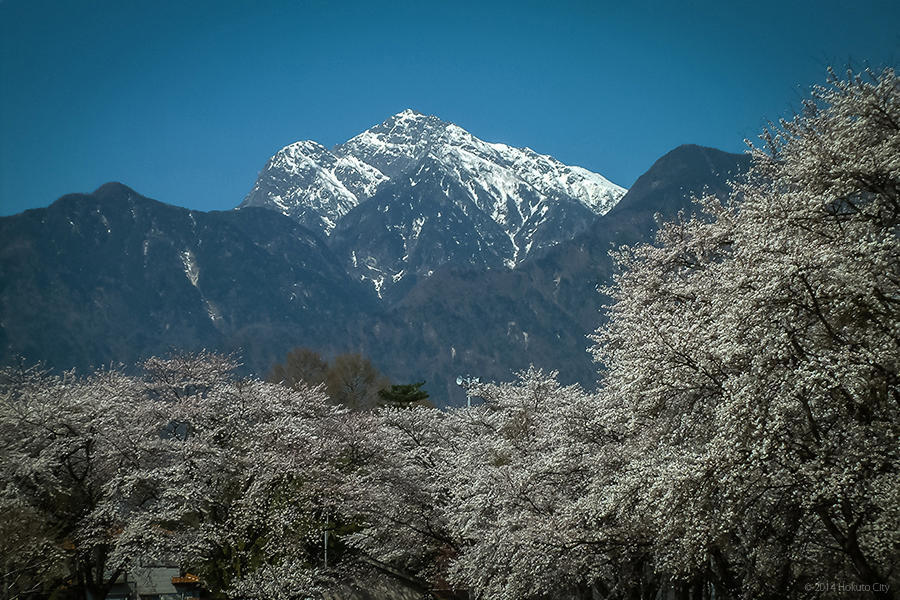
[377,381,430,406]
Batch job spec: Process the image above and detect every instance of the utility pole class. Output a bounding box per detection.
[455,375,480,407]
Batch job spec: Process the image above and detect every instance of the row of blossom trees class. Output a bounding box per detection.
[2,68,897,600]
[1,353,347,599]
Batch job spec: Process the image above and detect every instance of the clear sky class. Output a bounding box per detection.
[1,0,897,216]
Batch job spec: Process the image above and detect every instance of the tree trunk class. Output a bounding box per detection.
[816,507,894,600]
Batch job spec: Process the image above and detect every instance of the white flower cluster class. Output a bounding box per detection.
[0,353,344,599]
[589,67,900,598]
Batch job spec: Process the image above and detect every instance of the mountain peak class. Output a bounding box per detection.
[390,108,440,123]
[334,110,452,178]
[93,181,140,199]
[607,144,750,218]
[281,139,329,155]
[395,108,427,118]
[383,108,452,131]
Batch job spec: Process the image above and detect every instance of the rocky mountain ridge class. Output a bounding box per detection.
[241,109,626,298]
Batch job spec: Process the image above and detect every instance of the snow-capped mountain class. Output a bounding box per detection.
[240,109,626,298]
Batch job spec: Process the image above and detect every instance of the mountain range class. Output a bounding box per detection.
[0,108,750,405]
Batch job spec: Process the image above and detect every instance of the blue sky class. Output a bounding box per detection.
[1,0,897,215]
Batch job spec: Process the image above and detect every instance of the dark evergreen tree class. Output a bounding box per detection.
[378,381,431,407]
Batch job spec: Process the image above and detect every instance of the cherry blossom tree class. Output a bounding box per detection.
[593,67,899,598]
[337,369,650,600]
[130,353,348,599]
[443,369,638,600]
[0,353,347,600]
[0,363,171,600]
[334,404,462,595]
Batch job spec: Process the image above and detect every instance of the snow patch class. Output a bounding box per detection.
[410,215,426,241]
[371,275,385,298]
[205,300,223,323]
[181,250,199,288]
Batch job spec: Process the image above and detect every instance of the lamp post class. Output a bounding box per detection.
[455,375,480,408]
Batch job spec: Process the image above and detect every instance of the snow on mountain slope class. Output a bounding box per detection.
[243,109,624,238]
[240,109,626,298]
[329,154,518,300]
[337,110,625,220]
[240,140,388,234]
